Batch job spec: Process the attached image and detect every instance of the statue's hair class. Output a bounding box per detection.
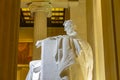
[63,20,73,27]
[63,20,77,37]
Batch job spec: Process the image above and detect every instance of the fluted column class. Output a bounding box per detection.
[33,11,47,60]
[28,2,52,59]
[0,0,20,80]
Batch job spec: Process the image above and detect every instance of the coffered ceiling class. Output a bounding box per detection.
[20,0,81,27]
[21,0,81,8]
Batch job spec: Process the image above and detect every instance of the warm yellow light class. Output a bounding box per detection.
[59,8,64,11]
[55,13,59,16]
[52,13,55,16]
[23,13,31,16]
[59,13,63,16]
[25,21,31,23]
[22,8,29,11]
[59,17,63,20]
[52,8,55,11]
[55,8,59,11]
[51,17,55,20]
[24,17,30,20]
[51,8,64,11]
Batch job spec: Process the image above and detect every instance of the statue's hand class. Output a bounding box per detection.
[35,40,42,48]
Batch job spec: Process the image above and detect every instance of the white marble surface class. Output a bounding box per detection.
[26,20,93,80]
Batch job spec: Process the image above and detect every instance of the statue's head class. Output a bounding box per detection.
[63,20,73,27]
[63,20,77,37]
[63,20,73,26]
[63,20,73,32]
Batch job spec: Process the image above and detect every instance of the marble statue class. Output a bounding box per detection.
[26,20,93,80]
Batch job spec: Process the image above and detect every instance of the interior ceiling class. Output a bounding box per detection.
[21,0,67,8]
[20,0,80,8]
[20,0,81,27]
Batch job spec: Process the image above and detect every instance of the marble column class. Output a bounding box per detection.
[0,0,20,80]
[33,11,47,60]
[28,2,52,60]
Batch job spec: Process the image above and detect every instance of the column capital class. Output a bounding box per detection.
[28,1,52,17]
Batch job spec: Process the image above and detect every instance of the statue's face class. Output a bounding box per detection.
[65,25,77,36]
[63,20,73,27]
[63,20,73,32]
[64,25,74,35]
[64,24,72,32]
[63,20,77,36]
